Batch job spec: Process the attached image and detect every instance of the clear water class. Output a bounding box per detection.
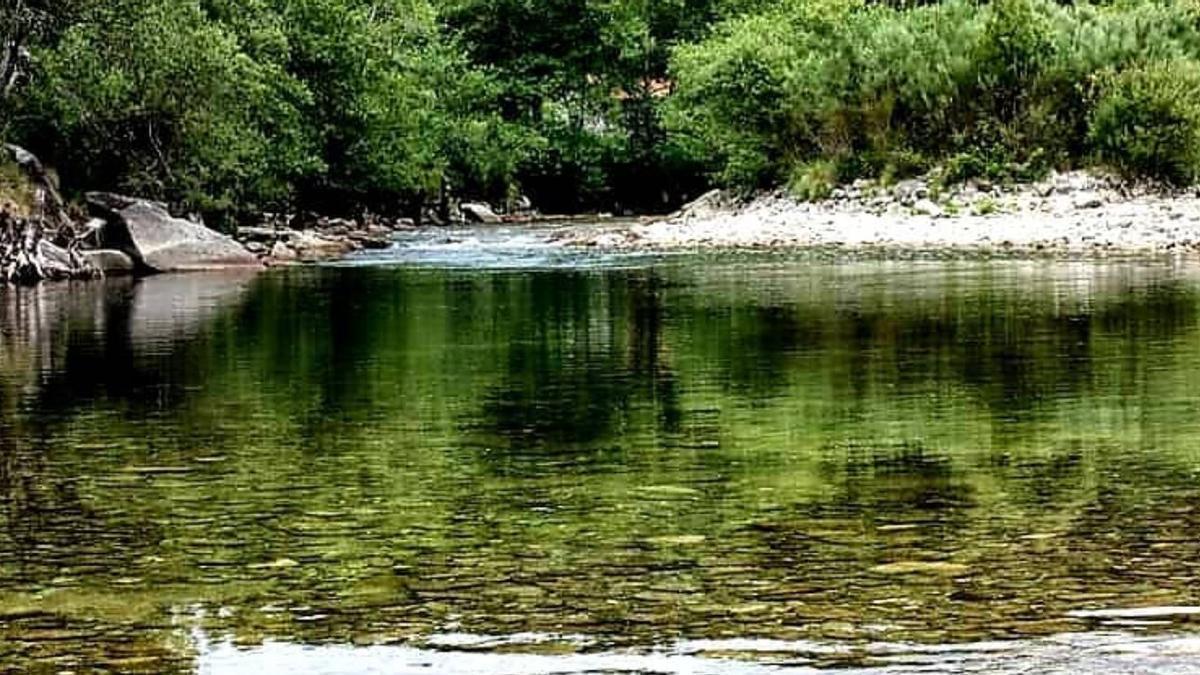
[3,233,1200,673]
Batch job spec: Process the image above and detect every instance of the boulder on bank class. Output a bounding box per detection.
[676,189,727,221]
[87,192,261,273]
[461,202,502,224]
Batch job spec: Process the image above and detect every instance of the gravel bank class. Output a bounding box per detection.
[569,171,1200,256]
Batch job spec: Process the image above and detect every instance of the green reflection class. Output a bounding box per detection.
[2,260,1200,671]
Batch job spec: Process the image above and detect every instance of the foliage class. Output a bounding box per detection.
[668,0,1200,192]
[789,160,838,201]
[1089,59,1200,185]
[13,1,320,216]
[2,0,532,220]
[5,0,1200,218]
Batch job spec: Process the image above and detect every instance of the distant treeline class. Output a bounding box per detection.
[1,0,1198,222]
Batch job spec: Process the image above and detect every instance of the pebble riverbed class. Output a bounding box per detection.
[569,171,1200,256]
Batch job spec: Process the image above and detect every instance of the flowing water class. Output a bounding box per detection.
[3,230,1200,673]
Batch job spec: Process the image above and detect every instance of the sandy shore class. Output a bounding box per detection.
[568,171,1200,256]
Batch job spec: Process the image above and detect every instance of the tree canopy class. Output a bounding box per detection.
[3,0,1200,223]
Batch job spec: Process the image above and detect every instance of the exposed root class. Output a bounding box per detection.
[1,144,98,284]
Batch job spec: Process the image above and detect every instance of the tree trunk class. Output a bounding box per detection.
[0,0,29,100]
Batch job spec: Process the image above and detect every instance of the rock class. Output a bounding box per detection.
[81,249,136,276]
[893,179,929,206]
[461,202,502,224]
[87,192,261,273]
[320,217,355,231]
[349,233,392,250]
[1056,172,1093,194]
[236,226,288,243]
[871,561,970,576]
[648,535,707,546]
[676,189,725,220]
[243,241,269,255]
[286,230,357,260]
[913,198,945,218]
[269,241,297,262]
[1073,192,1104,210]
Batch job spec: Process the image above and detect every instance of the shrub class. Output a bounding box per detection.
[788,160,839,201]
[669,0,1200,193]
[1089,60,1200,185]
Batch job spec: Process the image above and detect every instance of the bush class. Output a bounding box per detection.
[1089,60,1200,185]
[668,0,1200,192]
[789,160,839,201]
[13,1,321,219]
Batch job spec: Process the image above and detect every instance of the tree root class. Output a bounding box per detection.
[1,144,98,284]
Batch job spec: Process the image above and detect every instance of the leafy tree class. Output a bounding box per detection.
[9,0,319,217]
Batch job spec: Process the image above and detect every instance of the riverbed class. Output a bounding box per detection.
[2,230,1200,673]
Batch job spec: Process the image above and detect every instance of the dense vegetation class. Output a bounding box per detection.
[3,0,1200,223]
[671,0,1200,196]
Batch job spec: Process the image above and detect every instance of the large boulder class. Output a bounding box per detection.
[675,189,725,221]
[461,202,502,224]
[87,192,261,273]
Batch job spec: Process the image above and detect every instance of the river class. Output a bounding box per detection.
[2,228,1200,673]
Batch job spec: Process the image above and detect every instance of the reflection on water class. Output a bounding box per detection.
[3,257,1200,672]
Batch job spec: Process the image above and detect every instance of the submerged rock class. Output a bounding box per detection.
[870,561,970,576]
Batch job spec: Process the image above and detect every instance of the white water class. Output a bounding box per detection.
[198,630,1200,674]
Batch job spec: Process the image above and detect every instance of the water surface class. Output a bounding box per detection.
[3,242,1200,672]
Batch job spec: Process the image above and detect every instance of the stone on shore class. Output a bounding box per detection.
[87,193,261,273]
[1072,192,1105,210]
[677,189,727,221]
[461,202,502,224]
[82,249,136,276]
[566,169,1200,255]
[286,230,358,261]
[912,198,945,218]
[269,241,298,263]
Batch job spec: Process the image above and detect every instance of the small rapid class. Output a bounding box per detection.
[340,222,660,270]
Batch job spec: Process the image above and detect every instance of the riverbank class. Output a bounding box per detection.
[565,171,1200,256]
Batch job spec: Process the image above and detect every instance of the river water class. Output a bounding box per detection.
[2,228,1200,673]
